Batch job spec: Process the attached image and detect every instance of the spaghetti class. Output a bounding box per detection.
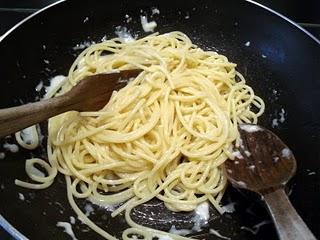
[15,32,264,239]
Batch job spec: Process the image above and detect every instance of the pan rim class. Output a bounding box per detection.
[246,0,320,44]
[0,0,319,45]
[0,214,28,240]
[0,0,319,239]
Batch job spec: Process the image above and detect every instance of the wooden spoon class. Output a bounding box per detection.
[225,124,316,240]
[0,69,141,138]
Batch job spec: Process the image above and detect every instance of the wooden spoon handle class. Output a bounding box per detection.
[0,95,71,138]
[263,188,316,240]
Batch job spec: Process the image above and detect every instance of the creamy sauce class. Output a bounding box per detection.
[72,41,95,51]
[209,229,231,240]
[241,220,270,235]
[44,75,66,99]
[239,124,262,132]
[192,202,209,232]
[156,235,173,240]
[56,222,78,240]
[169,225,192,236]
[88,196,117,212]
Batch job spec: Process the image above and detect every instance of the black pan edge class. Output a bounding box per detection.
[0,0,66,43]
[0,0,319,239]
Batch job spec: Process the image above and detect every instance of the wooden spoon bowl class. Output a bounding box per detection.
[225,124,296,194]
[225,124,315,240]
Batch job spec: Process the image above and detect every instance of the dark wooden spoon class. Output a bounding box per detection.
[225,124,316,240]
[0,69,141,138]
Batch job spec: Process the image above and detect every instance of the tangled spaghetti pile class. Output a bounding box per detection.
[16,32,264,239]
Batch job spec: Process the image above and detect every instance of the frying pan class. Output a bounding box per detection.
[0,0,319,239]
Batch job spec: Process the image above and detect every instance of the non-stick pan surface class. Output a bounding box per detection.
[0,0,319,239]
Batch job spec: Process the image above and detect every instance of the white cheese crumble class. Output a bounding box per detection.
[72,40,95,51]
[236,181,247,188]
[70,216,76,224]
[192,202,209,232]
[44,75,66,99]
[35,81,43,92]
[232,151,243,159]
[140,15,157,32]
[222,202,236,213]
[83,17,89,23]
[56,222,78,240]
[281,148,291,158]
[3,143,19,153]
[18,193,25,201]
[209,229,231,239]
[84,203,94,216]
[115,26,135,43]
[244,150,251,157]
[248,165,255,170]
[151,7,160,15]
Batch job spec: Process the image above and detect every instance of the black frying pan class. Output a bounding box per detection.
[0,0,319,239]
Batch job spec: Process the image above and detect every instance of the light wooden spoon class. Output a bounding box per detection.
[0,69,141,138]
[225,124,316,240]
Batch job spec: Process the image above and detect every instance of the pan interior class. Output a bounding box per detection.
[0,0,319,239]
